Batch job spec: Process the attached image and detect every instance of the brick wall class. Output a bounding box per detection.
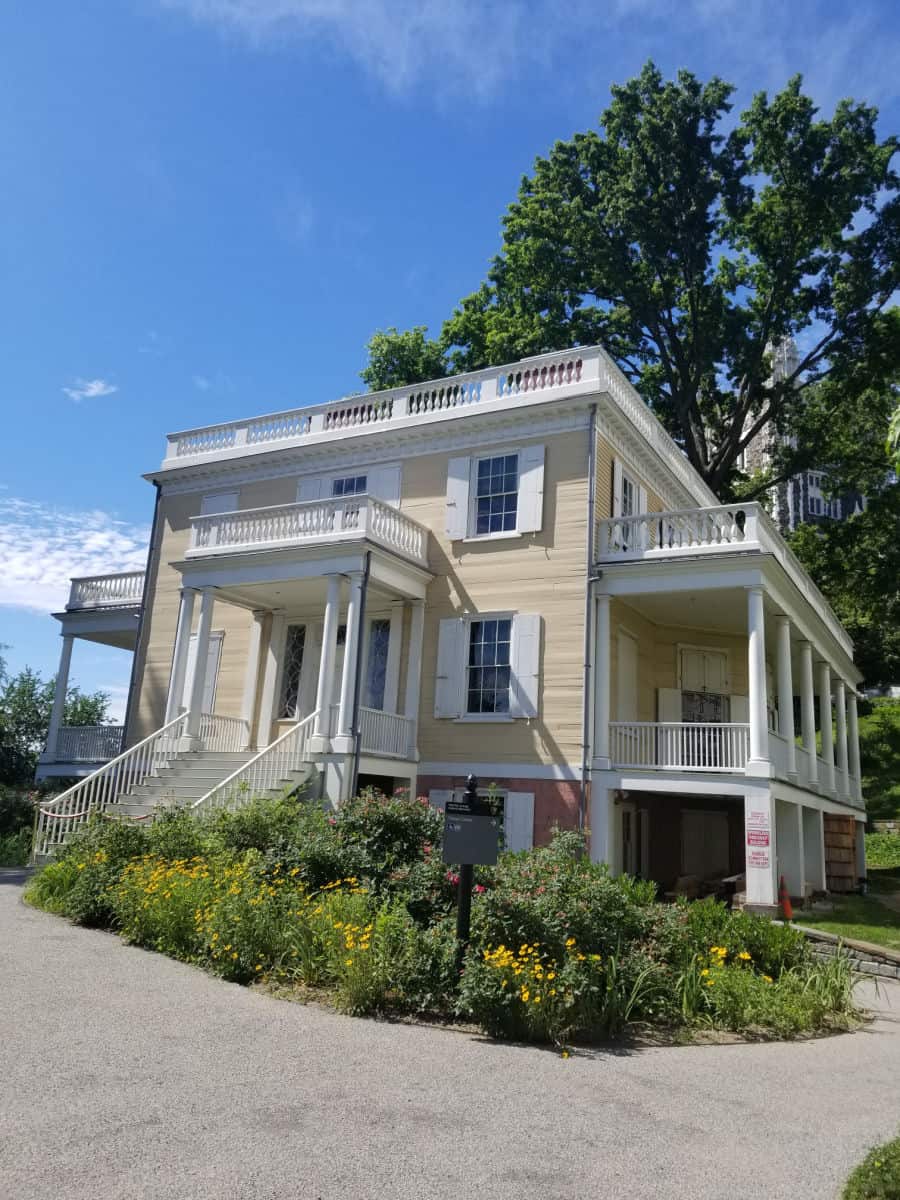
[416,775,581,847]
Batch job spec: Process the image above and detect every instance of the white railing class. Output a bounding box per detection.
[358,707,416,757]
[34,713,188,856]
[164,348,593,463]
[55,725,125,762]
[192,711,318,813]
[187,495,429,568]
[198,713,250,752]
[596,502,853,659]
[67,571,145,610]
[610,722,750,771]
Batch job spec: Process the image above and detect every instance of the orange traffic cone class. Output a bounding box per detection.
[778,875,794,921]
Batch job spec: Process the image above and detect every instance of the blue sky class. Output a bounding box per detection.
[1,0,899,719]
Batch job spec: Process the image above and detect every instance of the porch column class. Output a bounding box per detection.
[185,589,214,739]
[775,615,796,778]
[802,806,826,893]
[746,587,770,775]
[403,599,425,760]
[798,641,818,786]
[776,798,804,899]
[847,692,862,804]
[165,587,196,723]
[835,678,850,798]
[818,662,835,793]
[593,593,611,769]
[335,571,364,753]
[383,600,404,714]
[240,610,266,748]
[42,634,74,762]
[744,790,778,910]
[257,612,285,748]
[311,574,342,751]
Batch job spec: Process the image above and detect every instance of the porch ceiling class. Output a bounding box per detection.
[52,607,141,649]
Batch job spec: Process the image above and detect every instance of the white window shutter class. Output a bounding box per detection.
[516,443,545,533]
[504,792,535,852]
[434,618,465,718]
[730,694,749,723]
[368,464,402,507]
[446,457,470,540]
[612,458,624,517]
[429,789,451,811]
[297,476,324,502]
[638,485,648,515]
[510,614,541,718]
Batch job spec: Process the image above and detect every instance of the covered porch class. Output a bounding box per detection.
[166,500,432,800]
[36,571,145,780]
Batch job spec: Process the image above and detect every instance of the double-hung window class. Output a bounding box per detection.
[466,618,512,714]
[332,474,367,497]
[474,455,519,535]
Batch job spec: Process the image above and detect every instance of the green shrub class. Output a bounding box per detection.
[843,1135,900,1199]
[24,858,81,913]
[662,896,810,977]
[0,826,32,866]
[866,833,900,870]
[111,853,218,959]
[471,830,657,961]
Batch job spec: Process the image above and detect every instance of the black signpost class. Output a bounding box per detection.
[443,774,500,971]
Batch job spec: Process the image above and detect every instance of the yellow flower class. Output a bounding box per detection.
[700,968,710,977]
[565,937,576,948]
[738,951,751,961]
[763,974,773,984]
[705,980,715,987]
[255,964,262,972]
[561,1050,570,1059]
[533,996,541,1004]
[345,958,353,966]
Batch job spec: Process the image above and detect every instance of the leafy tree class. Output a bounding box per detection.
[888,401,900,473]
[360,326,446,392]
[365,64,900,498]
[0,648,110,786]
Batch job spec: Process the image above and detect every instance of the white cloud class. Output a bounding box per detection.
[159,0,900,109]
[0,498,149,615]
[62,378,118,403]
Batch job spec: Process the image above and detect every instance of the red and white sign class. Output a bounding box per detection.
[747,848,770,868]
[747,829,770,847]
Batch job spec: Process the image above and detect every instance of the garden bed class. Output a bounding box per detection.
[25,793,863,1049]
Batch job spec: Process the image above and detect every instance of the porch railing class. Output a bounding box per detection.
[192,711,318,813]
[198,713,250,753]
[67,571,145,610]
[187,495,429,568]
[55,725,125,762]
[35,713,189,856]
[609,721,750,771]
[328,703,416,758]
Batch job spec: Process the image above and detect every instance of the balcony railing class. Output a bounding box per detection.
[54,725,125,762]
[596,502,853,659]
[187,495,429,569]
[67,571,145,610]
[327,703,415,758]
[610,722,750,772]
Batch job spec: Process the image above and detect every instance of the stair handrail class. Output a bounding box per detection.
[191,710,320,814]
[34,712,189,856]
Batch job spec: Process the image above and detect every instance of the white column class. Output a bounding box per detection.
[311,574,342,749]
[818,661,835,792]
[185,589,214,738]
[802,806,826,892]
[847,692,862,804]
[165,587,196,723]
[746,587,769,774]
[835,678,850,798]
[257,612,286,749]
[590,786,618,870]
[403,599,425,760]
[383,600,404,714]
[775,615,796,778]
[744,790,778,909]
[240,611,266,748]
[776,799,804,899]
[593,593,612,768]
[42,635,74,762]
[798,641,818,786]
[335,571,364,752]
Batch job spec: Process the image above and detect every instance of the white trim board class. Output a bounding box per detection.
[418,761,580,781]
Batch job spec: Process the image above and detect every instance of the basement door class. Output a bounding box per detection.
[182,631,223,715]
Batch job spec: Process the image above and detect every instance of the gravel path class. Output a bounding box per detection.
[2,871,899,1200]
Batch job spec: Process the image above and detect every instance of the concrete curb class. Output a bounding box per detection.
[793,922,900,980]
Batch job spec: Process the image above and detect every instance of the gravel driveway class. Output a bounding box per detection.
[2,871,898,1200]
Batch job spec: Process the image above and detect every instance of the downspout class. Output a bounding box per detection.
[349,550,372,798]
[122,479,162,747]
[579,405,598,833]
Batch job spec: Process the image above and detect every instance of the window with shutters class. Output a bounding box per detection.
[278,624,306,718]
[473,454,518,534]
[332,474,367,497]
[466,618,512,714]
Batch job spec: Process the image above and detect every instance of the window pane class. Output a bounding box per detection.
[364,619,391,709]
[278,625,306,718]
[332,475,367,497]
[466,620,512,714]
[473,453,518,534]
